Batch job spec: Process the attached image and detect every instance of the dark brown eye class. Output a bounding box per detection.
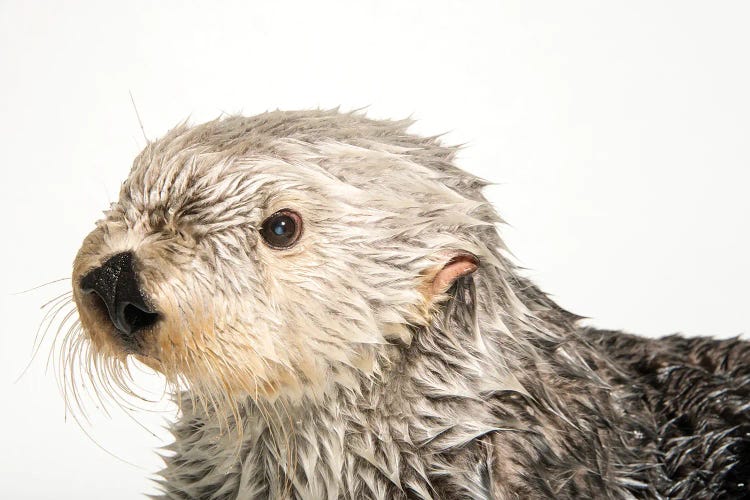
[260,209,302,248]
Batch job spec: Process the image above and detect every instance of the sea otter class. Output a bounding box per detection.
[69,109,750,499]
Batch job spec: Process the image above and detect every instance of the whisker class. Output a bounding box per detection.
[65,395,150,471]
[51,321,170,472]
[46,305,81,375]
[12,277,70,295]
[16,295,75,383]
[129,90,149,143]
[34,296,75,368]
[40,290,73,310]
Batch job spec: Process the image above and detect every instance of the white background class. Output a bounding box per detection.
[1,1,748,498]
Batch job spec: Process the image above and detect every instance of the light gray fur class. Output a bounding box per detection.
[70,109,750,499]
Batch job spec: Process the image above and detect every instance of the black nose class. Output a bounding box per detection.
[80,252,159,340]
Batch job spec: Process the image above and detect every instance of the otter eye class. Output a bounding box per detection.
[260,209,302,249]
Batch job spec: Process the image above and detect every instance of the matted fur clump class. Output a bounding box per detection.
[66,109,749,499]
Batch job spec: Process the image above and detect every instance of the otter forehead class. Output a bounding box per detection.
[117,109,488,225]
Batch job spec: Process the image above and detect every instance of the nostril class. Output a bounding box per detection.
[84,289,110,321]
[120,302,159,334]
[79,274,97,295]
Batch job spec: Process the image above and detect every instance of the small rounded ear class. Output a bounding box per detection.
[422,250,479,304]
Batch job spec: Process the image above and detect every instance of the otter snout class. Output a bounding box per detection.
[79,251,159,345]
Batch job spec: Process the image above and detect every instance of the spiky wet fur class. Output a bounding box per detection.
[68,109,750,499]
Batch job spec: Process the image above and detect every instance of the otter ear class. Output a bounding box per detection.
[423,250,479,302]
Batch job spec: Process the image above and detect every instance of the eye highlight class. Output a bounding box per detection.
[260,209,302,249]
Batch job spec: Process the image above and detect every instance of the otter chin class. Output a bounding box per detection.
[69,109,749,499]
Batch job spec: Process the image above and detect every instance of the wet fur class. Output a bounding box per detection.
[69,109,749,499]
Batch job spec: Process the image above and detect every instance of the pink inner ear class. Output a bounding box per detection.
[432,253,479,296]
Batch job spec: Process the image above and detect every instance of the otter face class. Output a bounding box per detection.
[71,112,486,406]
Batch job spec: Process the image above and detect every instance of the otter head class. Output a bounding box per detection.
[72,110,493,409]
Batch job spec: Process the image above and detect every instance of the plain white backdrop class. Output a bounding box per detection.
[1,1,748,498]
